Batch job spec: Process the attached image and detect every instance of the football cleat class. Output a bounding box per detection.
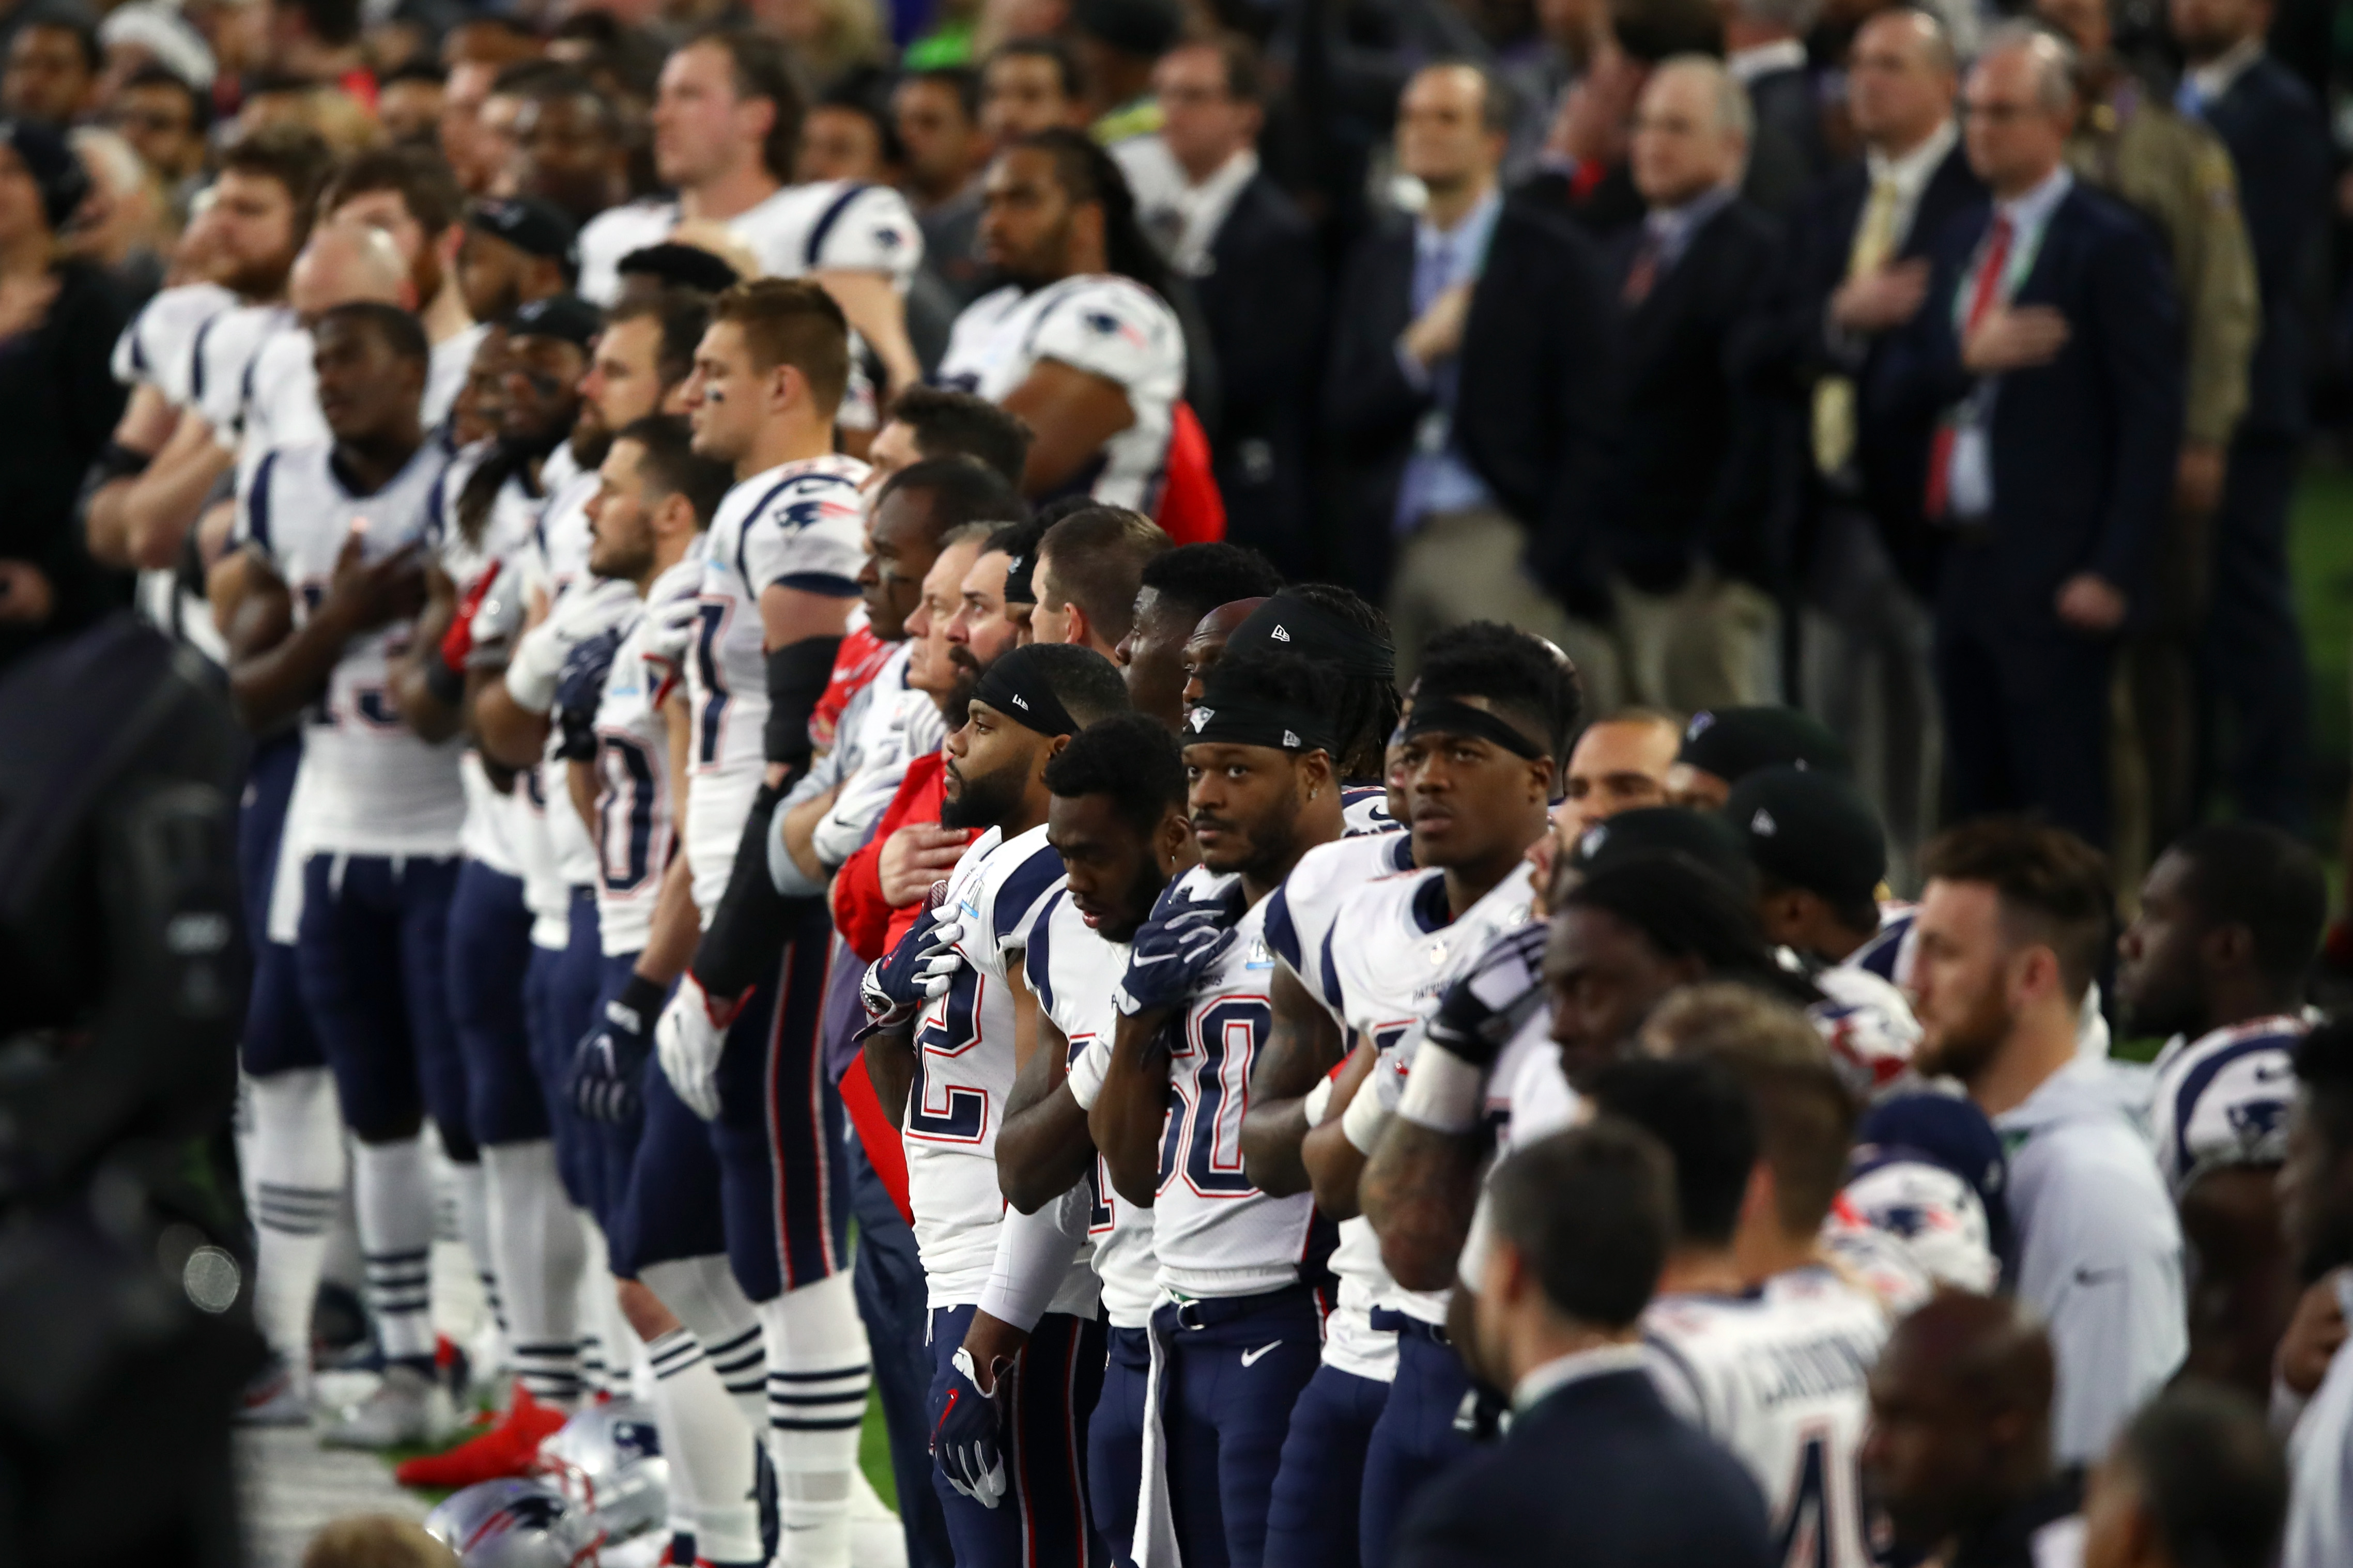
[235,1357,312,1426]
[320,1362,459,1450]
[394,1384,570,1489]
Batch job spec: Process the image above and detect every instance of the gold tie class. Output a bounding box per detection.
[1812,174,1903,476]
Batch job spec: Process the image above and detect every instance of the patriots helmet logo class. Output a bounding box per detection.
[1189,707,1213,732]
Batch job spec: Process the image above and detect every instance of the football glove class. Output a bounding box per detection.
[919,920,966,999]
[1112,880,1247,1017]
[930,1346,1009,1509]
[572,973,664,1124]
[656,971,742,1121]
[1421,922,1551,1069]
[858,908,944,1037]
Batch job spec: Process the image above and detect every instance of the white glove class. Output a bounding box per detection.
[920,921,966,999]
[504,614,574,714]
[655,972,735,1121]
[643,590,701,669]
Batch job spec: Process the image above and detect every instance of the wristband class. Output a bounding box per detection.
[1302,1075,1334,1127]
[1396,1048,1484,1135]
[1064,1042,1110,1112]
[1341,1080,1391,1155]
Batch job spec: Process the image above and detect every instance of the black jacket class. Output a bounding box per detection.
[1742,63,1832,219]
[2200,53,2329,439]
[1392,1364,1772,1568]
[1324,196,1618,609]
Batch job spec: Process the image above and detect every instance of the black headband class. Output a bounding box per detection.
[1183,695,1335,755]
[1400,697,1546,760]
[1229,594,1395,682]
[972,660,1077,738]
[1002,549,1038,606]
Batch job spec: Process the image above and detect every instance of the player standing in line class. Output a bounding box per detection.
[860,644,1132,1568]
[224,303,463,1446]
[995,712,1192,1568]
[649,277,874,1565]
[1211,589,1403,831]
[1092,646,1348,1568]
[1244,626,1575,1568]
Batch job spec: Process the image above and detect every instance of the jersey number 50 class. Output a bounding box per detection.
[1159,998,1271,1197]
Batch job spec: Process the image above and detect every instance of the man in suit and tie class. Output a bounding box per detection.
[1873,24,2182,851]
[1765,6,1981,881]
[1116,37,1326,579]
[1391,1121,1772,1568]
[1326,60,1621,694]
[2173,0,2330,831]
[1725,0,1831,217]
[1596,53,1783,712]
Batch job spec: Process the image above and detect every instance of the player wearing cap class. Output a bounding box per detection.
[225,303,461,1442]
[575,30,923,401]
[992,712,1192,1568]
[1666,706,1854,811]
[1091,645,1348,1568]
[1723,766,1920,1092]
[1244,625,1575,1568]
[2119,824,2325,1404]
[1208,588,1404,834]
[859,645,1132,1568]
[459,196,582,324]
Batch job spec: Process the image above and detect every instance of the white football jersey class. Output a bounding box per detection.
[2148,1015,2304,1198]
[1262,831,1416,998]
[1340,783,1403,837]
[1807,963,1920,1094]
[683,455,869,915]
[542,576,641,891]
[112,280,235,402]
[936,274,1185,513]
[426,322,490,431]
[1643,1268,1888,1568]
[1149,866,1327,1299]
[593,557,700,956]
[804,640,947,871]
[241,438,463,857]
[575,179,925,304]
[1027,889,1160,1330]
[903,823,1081,1309]
[1453,1005,1582,1292]
[194,303,298,438]
[235,321,483,485]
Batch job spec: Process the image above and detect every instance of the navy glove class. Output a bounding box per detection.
[1113,879,1247,1017]
[552,626,623,762]
[1422,922,1551,1069]
[859,908,945,1037]
[930,1346,1009,1508]
[572,972,665,1123]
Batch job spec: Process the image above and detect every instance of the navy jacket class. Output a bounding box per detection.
[1743,63,1832,219]
[1752,138,1986,592]
[1868,180,2183,623]
[1391,1365,1772,1568]
[2198,54,2329,439]
[1324,198,1618,609]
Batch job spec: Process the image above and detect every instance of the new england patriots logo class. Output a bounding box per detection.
[874,227,903,250]
[1084,309,1147,348]
[2228,1098,2288,1144]
[1189,707,1213,732]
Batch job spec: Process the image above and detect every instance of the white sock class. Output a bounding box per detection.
[648,1328,764,1566]
[641,1254,766,1430]
[757,1274,870,1568]
[247,1068,345,1383]
[575,1215,626,1399]
[482,1141,585,1406]
[443,1151,502,1332]
[351,1136,435,1365]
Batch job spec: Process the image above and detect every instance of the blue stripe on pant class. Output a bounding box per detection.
[925,1303,1106,1568]
[582,951,655,1246]
[711,898,848,1302]
[851,1140,954,1568]
[1152,1286,1323,1568]
[447,859,548,1146]
[237,730,324,1076]
[1089,1327,1151,1568]
[1266,1361,1390,1568]
[297,852,470,1156]
[1358,1317,1476,1568]
[614,1038,729,1279]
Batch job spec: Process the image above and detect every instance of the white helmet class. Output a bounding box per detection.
[539,1398,671,1546]
[424,1478,599,1568]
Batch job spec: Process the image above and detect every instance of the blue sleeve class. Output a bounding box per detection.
[994,844,1068,946]
[244,452,278,556]
[1025,893,1062,1014]
[1315,926,1344,1013]
[1264,887,1302,971]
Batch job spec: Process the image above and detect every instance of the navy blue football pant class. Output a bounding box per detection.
[613,1032,729,1279]
[236,731,325,1077]
[925,1303,1106,1568]
[581,951,655,1249]
[1089,1326,1152,1567]
[851,1140,954,1568]
[1266,1360,1389,1568]
[1154,1286,1324,1568]
[521,888,607,1213]
[447,859,547,1147]
[297,852,470,1157]
[1359,1316,1477,1568]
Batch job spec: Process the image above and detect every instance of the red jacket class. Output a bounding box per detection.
[832,750,976,962]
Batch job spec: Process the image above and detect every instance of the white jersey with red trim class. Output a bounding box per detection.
[1149,866,1327,1299]
[576,179,925,305]
[240,438,463,858]
[1642,1268,1889,1568]
[903,823,1084,1309]
[2148,1015,2306,1198]
[937,274,1185,513]
[1027,889,1161,1330]
[683,454,869,915]
[592,555,700,956]
[1262,831,1416,996]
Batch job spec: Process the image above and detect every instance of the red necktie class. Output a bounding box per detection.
[1924,214,2014,520]
[1621,226,1664,308]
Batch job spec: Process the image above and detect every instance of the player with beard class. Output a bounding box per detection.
[312,148,486,431]
[1244,625,1574,1568]
[858,644,1132,1568]
[1091,645,1348,1568]
[993,713,1190,1568]
[2117,824,2324,1403]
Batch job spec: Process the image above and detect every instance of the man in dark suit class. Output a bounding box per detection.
[1595,52,1783,712]
[1392,1121,1772,1568]
[1757,6,1980,879]
[1871,25,2181,852]
[1325,60,1620,691]
[1725,0,1831,216]
[2174,0,2330,831]
[1117,37,1326,579]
